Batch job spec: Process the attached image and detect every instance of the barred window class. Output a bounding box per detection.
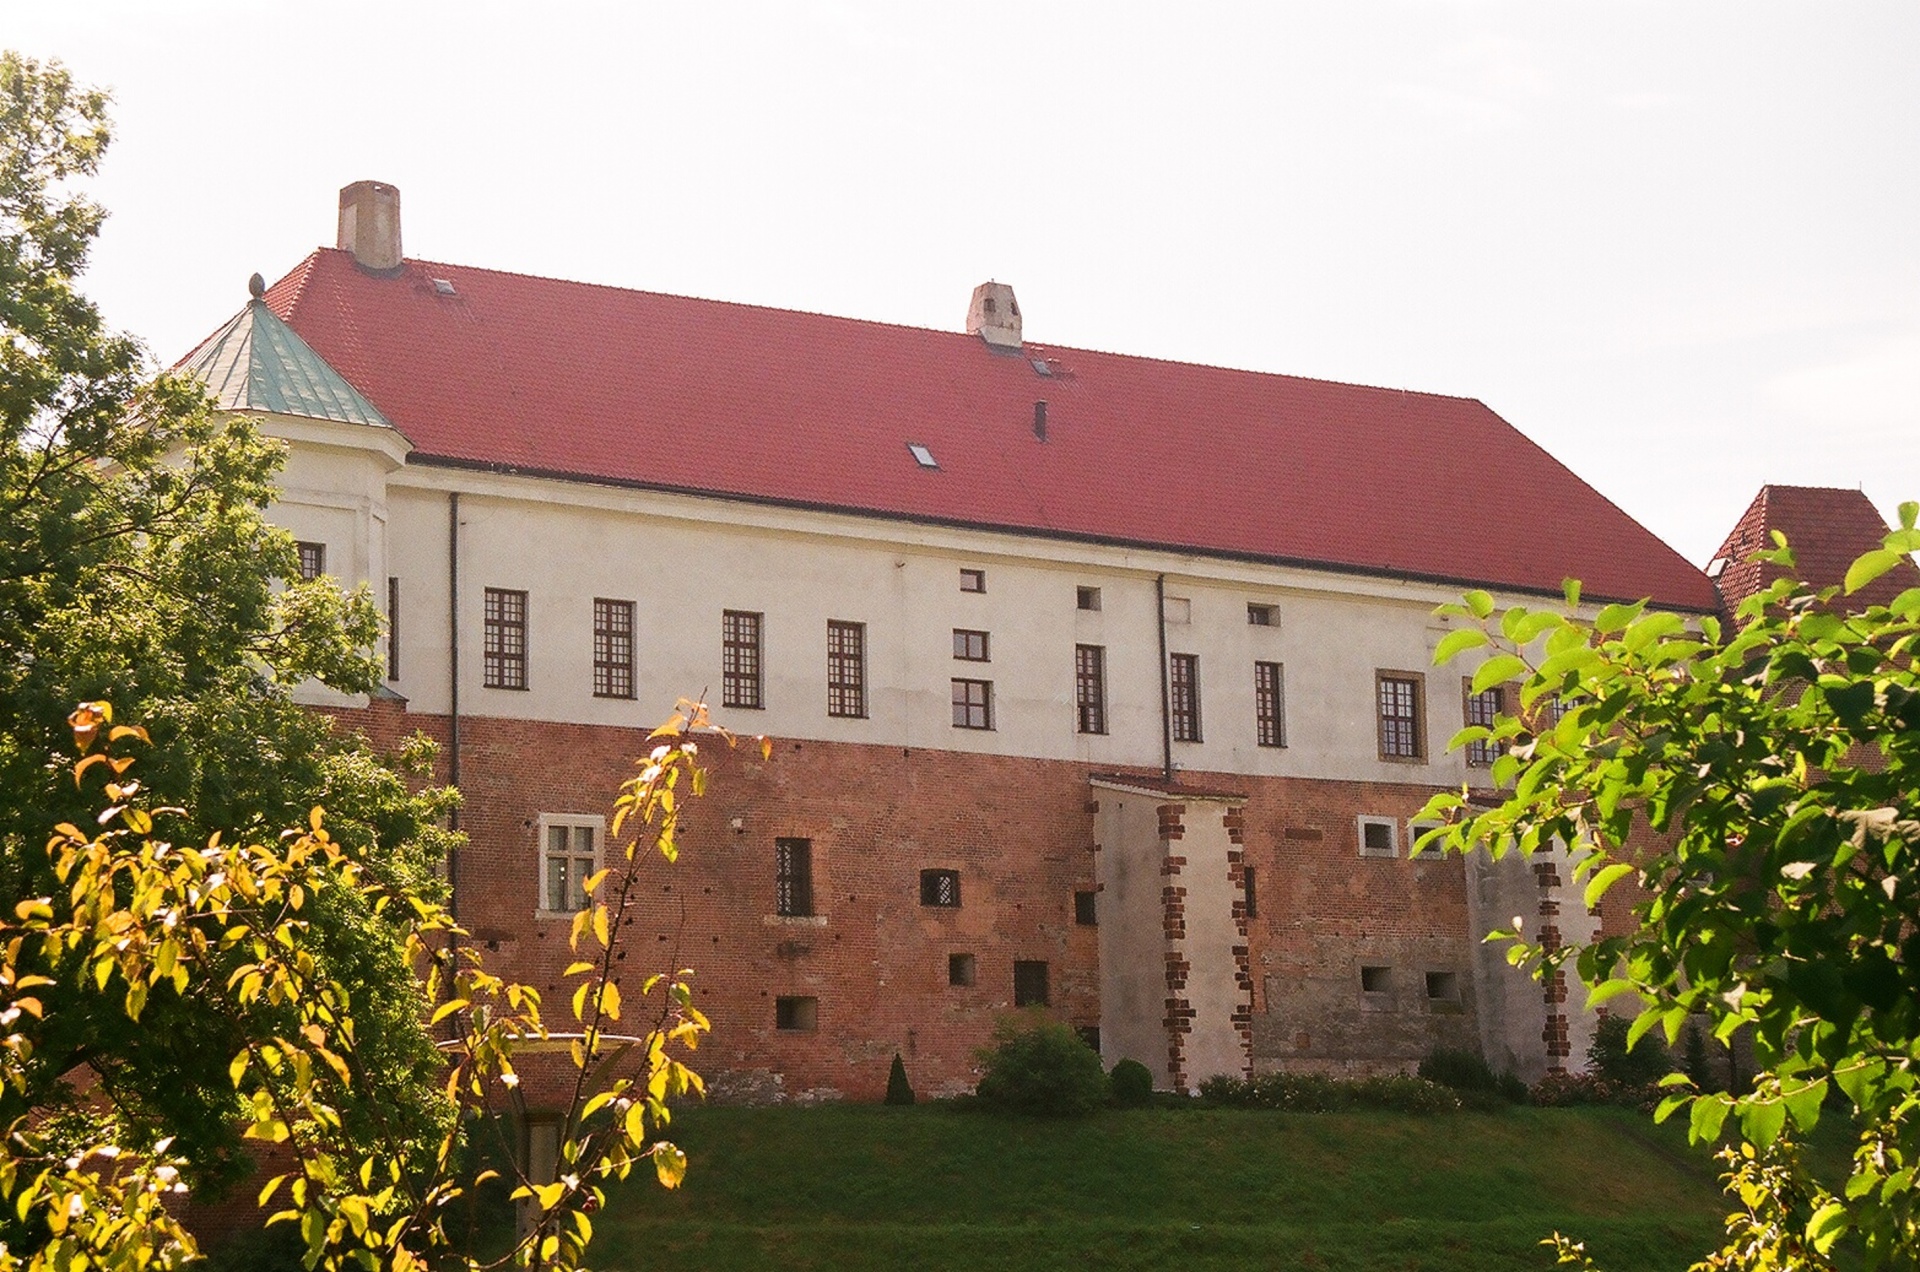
[919,868,960,907]
[1013,960,1050,1007]
[386,577,401,681]
[296,541,326,582]
[540,816,601,913]
[723,610,763,709]
[1254,661,1285,748]
[827,620,866,718]
[593,598,635,699]
[775,837,813,917]
[1170,653,1201,742]
[1075,644,1106,735]
[1376,671,1424,761]
[952,678,992,730]
[483,588,528,690]
[1464,682,1504,767]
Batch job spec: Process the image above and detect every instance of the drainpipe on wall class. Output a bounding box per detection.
[1156,573,1173,786]
[447,492,462,926]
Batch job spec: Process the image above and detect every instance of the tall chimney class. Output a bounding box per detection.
[337,181,403,274]
[965,281,1022,350]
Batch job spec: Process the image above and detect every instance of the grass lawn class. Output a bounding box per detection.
[577,1103,1737,1271]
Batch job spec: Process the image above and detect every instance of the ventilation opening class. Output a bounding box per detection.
[775,996,818,1031]
[948,953,976,987]
[1360,966,1390,994]
[1425,971,1459,1001]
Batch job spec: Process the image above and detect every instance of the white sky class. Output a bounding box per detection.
[11,1,1918,566]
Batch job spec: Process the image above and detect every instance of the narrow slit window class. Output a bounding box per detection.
[1075,644,1107,735]
[483,588,529,690]
[1170,653,1201,742]
[723,610,764,709]
[593,598,636,699]
[386,577,401,681]
[775,837,813,917]
[827,620,866,718]
[1254,661,1285,748]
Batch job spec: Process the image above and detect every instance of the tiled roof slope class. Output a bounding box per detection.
[254,248,1716,609]
[179,297,393,429]
[1712,485,1920,613]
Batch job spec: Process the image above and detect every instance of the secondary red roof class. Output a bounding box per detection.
[253,248,1716,609]
[1712,484,1919,612]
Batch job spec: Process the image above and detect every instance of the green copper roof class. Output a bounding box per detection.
[181,299,392,429]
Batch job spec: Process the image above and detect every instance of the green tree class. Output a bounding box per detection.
[0,51,454,1195]
[1422,509,1920,1269]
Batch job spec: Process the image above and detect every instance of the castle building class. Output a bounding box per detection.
[179,181,1718,1099]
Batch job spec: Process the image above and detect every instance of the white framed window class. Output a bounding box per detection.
[539,814,605,914]
[1357,815,1398,858]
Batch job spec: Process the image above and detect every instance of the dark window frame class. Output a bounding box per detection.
[959,568,986,593]
[1247,602,1277,627]
[723,610,764,710]
[1254,660,1285,748]
[827,620,867,718]
[483,587,529,690]
[593,597,636,699]
[1075,644,1107,735]
[1013,960,1050,1007]
[952,628,990,661]
[1073,890,1097,926]
[919,868,960,908]
[1376,670,1426,762]
[386,576,401,681]
[1463,679,1504,768]
[948,953,977,987]
[1169,652,1202,743]
[1076,586,1101,611]
[775,837,813,918]
[296,541,326,582]
[952,678,993,730]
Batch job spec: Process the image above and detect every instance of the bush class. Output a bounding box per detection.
[1529,1069,1662,1112]
[1418,1048,1497,1093]
[885,1052,915,1106]
[975,1014,1109,1117]
[1195,1071,1460,1114]
[1587,1014,1672,1088]
[1109,1058,1154,1108]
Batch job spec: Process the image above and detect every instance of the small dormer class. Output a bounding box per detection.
[966,281,1023,350]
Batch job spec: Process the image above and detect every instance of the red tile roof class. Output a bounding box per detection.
[252,248,1716,609]
[1711,485,1919,612]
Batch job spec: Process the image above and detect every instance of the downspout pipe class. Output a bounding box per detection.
[447,492,462,924]
[1156,573,1173,786]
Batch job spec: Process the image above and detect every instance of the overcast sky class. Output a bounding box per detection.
[12,1,1917,567]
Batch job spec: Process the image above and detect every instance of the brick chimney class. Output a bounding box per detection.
[337,181,403,274]
[966,281,1022,350]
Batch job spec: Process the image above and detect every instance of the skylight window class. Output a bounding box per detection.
[1030,358,1052,377]
[907,443,939,469]
[431,278,457,296]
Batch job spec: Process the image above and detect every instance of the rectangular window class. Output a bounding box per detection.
[1073,890,1097,926]
[959,568,986,593]
[1464,681,1504,768]
[952,678,993,730]
[1076,586,1101,611]
[1169,653,1202,742]
[1013,960,1050,1007]
[1254,661,1285,748]
[723,610,763,709]
[948,953,976,987]
[920,868,960,907]
[386,577,400,681]
[1409,821,1446,860]
[1359,816,1398,858]
[1247,602,1276,626]
[1376,671,1425,761]
[593,598,635,699]
[1361,966,1391,994]
[1426,971,1459,1002]
[296,541,326,581]
[952,628,990,661]
[827,620,866,718]
[775,996,818,1031]
[483,588,529,690]
[1075,644,1107,735]
[1243,865,1258,919]
[775,837,813,917]
[539,816,602,913]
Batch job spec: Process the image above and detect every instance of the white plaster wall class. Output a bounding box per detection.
[1174,801,1248,1090]
[1093,792,1171,1085]
[368,462,1522,783]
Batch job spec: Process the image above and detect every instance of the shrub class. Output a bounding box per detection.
[1681,1021,1721,1095]
[1195,1071,1460,1114]
[885,1052,915,1106]
[975,1014,1110,1117]
[1587,1014,1672,1088]
[1418,1048,1497,1093]
[1109,1058,1154,1107]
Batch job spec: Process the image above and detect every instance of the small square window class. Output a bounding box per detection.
[907,442,939,469]
[920,868,960,908]
[959,568,986,593]
[1359,817,1397,858]
[953,629,990,661]
[948,953,976,987]
[1073,890,1097,926]
[1075,1025,1101,1053]
[1013,960,1050,1007]
[1409,822,1446,860]
[1076,586,1102,611]
[1360,966,1391,994]
[1247,603,1276,627]
[1426,971,1459,1001]
[775,996,818,1031]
